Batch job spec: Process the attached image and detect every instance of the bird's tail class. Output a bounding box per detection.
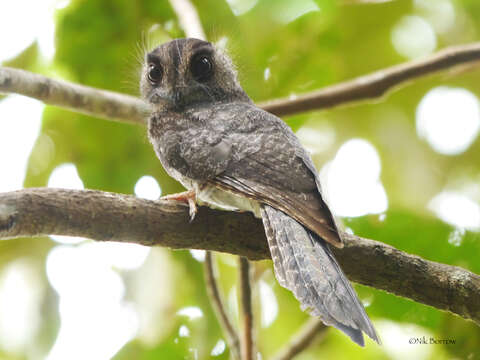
[260,204,380,346]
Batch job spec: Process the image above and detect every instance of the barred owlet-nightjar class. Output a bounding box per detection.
[140,38,380,346]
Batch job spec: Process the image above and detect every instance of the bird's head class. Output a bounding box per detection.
[140,38,249,111]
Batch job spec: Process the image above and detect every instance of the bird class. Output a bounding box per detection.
[140,37,380,346]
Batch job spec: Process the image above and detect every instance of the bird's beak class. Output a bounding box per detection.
[149,88,175,107]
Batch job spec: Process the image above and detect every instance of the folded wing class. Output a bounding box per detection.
[210,109,343,247]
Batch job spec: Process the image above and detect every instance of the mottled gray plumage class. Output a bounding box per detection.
[141,38,380,346]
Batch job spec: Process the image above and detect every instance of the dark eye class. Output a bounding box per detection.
[148,64,163,84]
[190,54,213,82]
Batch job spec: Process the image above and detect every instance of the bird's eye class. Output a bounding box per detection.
[148,64,163,85]
[190,54,213,82]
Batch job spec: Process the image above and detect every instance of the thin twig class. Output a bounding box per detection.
[238,257,254,360]
[204,251,241,360]
[272,318,328,360]
[1,188,479,325]
[168,0,206,40]
[2,43,480,122]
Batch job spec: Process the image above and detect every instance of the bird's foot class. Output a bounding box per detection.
[161,190,197,222]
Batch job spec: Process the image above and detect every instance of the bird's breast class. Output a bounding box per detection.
[197,184,261,218]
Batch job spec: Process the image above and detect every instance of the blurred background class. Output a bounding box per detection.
[1,0,480,359]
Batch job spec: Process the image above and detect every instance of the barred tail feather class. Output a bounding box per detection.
[260,204,380,346]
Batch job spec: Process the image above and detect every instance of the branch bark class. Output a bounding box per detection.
[2,43,480,123]
[1,188,479,326]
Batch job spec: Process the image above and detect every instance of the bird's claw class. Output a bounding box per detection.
[187,196,197,222]
[160,189,197,222]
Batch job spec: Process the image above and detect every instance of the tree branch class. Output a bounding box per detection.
[238,257,254,360]
[1,188,479,326]
[259,42,480,116]
[0,67,149,125]
[271,318,327,360]
[204,251,241,360]
[2,43,480,123]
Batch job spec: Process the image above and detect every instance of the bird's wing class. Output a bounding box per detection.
[210,108,343,248]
